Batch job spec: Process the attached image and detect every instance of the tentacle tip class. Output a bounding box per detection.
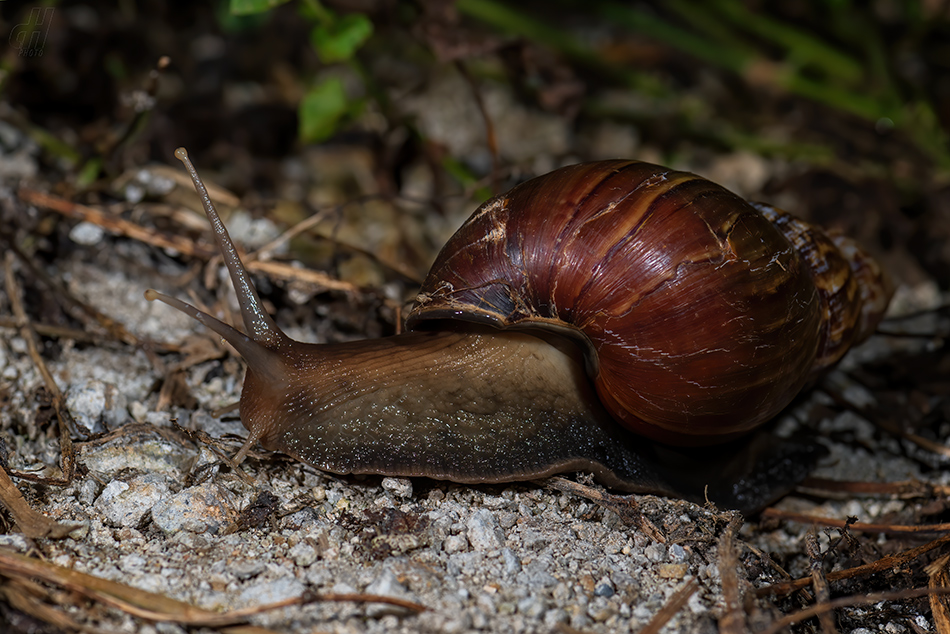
[144,289,159,302]
[174,147,188,162]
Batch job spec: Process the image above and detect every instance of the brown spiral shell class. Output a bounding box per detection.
[408,160,890,445]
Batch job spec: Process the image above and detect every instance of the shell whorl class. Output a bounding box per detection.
[408,160,889,444]
[751,202,890,383]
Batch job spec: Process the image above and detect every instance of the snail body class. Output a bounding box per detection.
[147,150,890,512]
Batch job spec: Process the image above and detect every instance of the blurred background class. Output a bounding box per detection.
[1,0,948,316]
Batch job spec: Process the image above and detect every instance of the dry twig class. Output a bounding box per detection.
[757,532,950,597]
[761,508,950,534]
[540,476,666,543]
[0,548,426,629]
[638,577,700,634]
[2,252,77,488]
[759,586,950,634]
[805,530,837,634]
[927,554,950,634]
[717,514,746,634]
[0,469,77,539]
[19,186,379,295]
[797,477,947,500]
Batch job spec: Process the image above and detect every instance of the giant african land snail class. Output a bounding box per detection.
[145,149,890,512]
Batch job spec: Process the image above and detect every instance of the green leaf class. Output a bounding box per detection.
[230,0,291,16]
[441,157,492,202]
[76,157,102,188]
[310,13,373,63]
[299,78,348,143]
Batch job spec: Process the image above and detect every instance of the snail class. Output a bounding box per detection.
[146,148,890,512]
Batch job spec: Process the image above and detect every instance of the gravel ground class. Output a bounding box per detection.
[0,228,946,633]
[2,50,948,634]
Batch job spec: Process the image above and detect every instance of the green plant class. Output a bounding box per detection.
[231,0,373,143]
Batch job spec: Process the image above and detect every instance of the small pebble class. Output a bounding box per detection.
[94,474,170,528]
[136,167,176,196]
[501,548,522,575]
[517,596,546,618]
[364,569,418,617]
[545,607,569,627]
[467,509,505,551]
[289,542,317,567]
[67,379,127,434]
[68,222,106,246]
[593,580,614,598]
[443,534,468,554]
[658,563,689,579]
[0,534,30,552]
[230,559,266,580]
[151,483,237,535]
[236,578,306,607]
[644,542,667,562]
[78,479,100,506]
[381,477,413,498]
[81,434,196,478]
[669,543,687,561]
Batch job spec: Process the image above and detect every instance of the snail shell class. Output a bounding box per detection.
[410,160,889,444]
[146,151,890,512]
